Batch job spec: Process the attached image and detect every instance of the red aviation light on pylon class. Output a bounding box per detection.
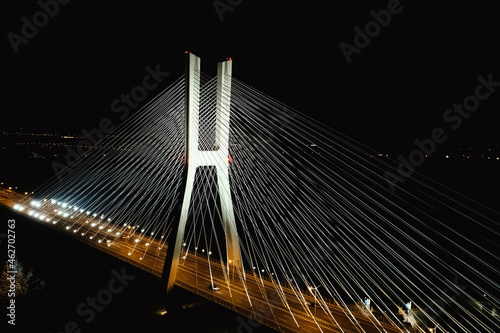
[227,156,231,163]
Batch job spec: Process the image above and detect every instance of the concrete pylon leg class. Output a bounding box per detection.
[215,59,243,275]
[217,165,242,271]
[163,52,201,296]
[166,166,196,293]
[163,52,243,296]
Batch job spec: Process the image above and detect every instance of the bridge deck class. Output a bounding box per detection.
[1,189,406,333]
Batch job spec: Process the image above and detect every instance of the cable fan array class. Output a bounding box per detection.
[20,71,499,333]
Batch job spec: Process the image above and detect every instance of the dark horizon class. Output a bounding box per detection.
[2,3,500,331]
[4,1,500,154]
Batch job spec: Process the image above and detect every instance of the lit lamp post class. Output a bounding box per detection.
[308,285,321,316]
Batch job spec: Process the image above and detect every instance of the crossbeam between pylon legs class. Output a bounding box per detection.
[164,53,242,294]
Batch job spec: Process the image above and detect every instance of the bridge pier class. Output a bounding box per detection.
[162,52,243,300]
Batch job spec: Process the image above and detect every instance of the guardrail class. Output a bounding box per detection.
[175,273,353,333]
[5,196,404,333]
[178,252,402,332]
[175,280,286,332]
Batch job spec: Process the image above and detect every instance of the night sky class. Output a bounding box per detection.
[4,0,500,152]
[2,3,500,332]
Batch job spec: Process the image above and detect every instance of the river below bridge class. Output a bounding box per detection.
[0,205,276,333]
[1,152,498,332]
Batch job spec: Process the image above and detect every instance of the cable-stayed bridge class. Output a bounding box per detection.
[2,52,499,333]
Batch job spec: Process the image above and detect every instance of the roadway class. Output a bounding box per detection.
[0,189,406,333]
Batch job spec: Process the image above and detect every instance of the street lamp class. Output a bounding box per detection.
[228,260,233,283]
[308,285,321,316]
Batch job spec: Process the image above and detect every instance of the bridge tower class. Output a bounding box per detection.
[163,52,243,294]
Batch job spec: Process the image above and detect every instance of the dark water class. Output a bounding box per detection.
[0,156,280,332]
[0,205,277,333]
[1,154,498,333]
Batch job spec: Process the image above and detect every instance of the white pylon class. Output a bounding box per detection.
[166,52,242,292]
